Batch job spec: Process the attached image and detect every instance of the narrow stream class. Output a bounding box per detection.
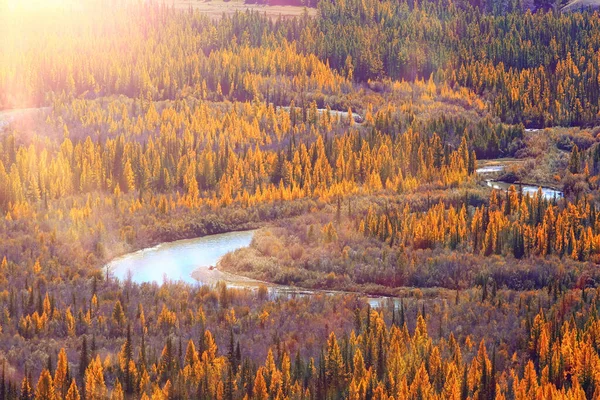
[476,164,563,200]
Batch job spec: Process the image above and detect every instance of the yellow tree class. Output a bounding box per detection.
[325,332,346,393]
[35,369,56,400]
[21,376,33,400]
[84,356,107,400]
[110,379,124,400]
[54,348,69,398]
[112,300,126,330]
[65,380,80,400]
[408,363,433,399]
[253,367,268,400]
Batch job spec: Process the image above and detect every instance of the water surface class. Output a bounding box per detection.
[485,180,562,200]
[476,162,562,200]
[108,230,256,284]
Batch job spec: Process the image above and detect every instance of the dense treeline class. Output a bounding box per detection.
[360,188,598,261]
[0,5,341,109]
[4,277,600,399]
[315,0,600,126]
[6,0,600,128]
[5,0,600,127]
[0,87,489,215]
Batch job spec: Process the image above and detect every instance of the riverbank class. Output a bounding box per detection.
[192,262,408,307]
[476,159,564,199]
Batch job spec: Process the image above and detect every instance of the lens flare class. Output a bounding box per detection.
[3,0,76,11]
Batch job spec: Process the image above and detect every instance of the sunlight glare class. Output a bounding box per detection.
[3,0,79,12]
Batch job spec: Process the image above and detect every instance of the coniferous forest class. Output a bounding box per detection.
[3,0,600,398]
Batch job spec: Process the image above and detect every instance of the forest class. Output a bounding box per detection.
[2,0,600,398]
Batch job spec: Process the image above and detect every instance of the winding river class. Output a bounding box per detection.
[476,164,563,200]
[106,230,394,307]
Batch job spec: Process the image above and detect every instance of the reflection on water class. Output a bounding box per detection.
[476,163,563,200]
[107,230,256,284]
[485,180,563,200]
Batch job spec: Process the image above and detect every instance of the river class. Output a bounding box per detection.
[106,230,394,307]
[476,164,563,200]
[277,106,364,124]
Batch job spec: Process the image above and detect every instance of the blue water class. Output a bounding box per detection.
[107,230,256,284]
